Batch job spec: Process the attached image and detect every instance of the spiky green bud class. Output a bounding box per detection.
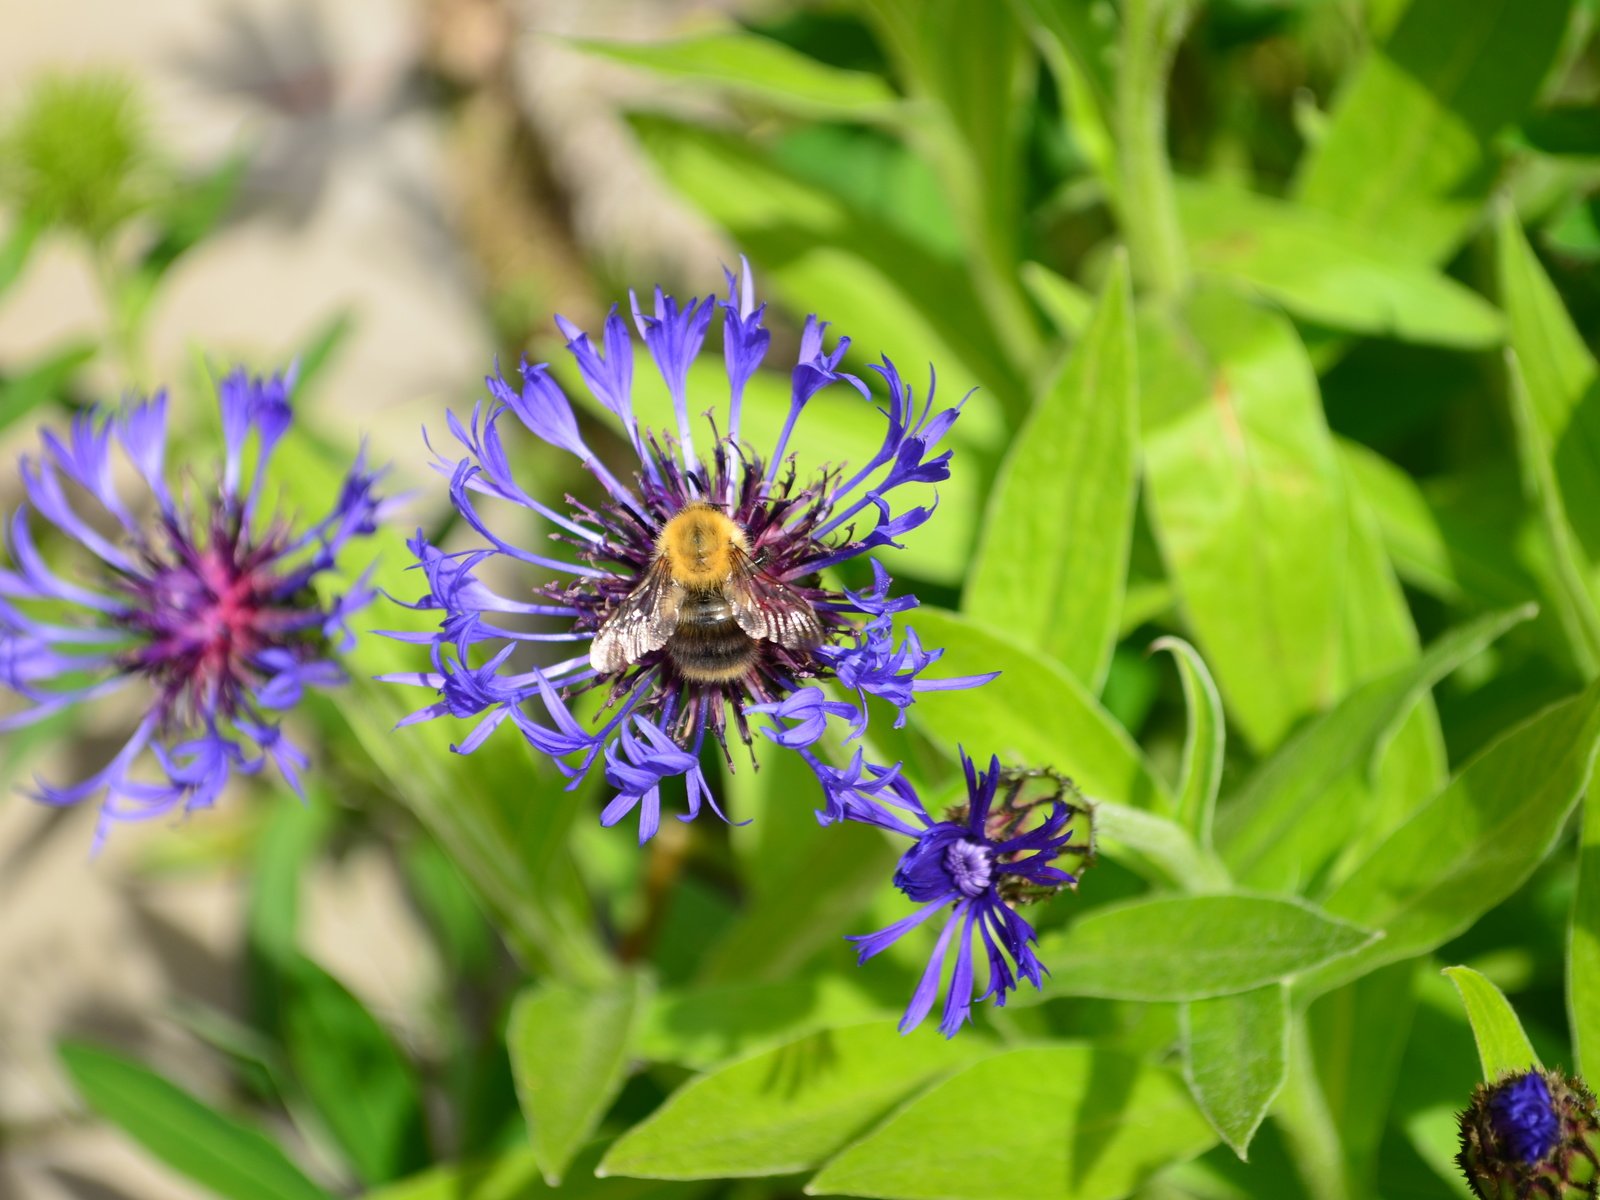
[1457,1068,1600,1198]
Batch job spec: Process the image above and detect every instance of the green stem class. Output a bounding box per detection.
[1115,0,1192,301]
[1276,1014,1352,1200]
[91,241,147,385]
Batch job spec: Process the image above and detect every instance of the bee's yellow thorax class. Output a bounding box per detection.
[657,503,748,588]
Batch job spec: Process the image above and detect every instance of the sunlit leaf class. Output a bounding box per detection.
[1183,984,1289,1160]
[1442,965,1540,1081]
[806,1045,1215,1199]
[1295,0,1573,262]
[600,1022,994,1180]
[966,253,1136,690]
[509,972,651,1185]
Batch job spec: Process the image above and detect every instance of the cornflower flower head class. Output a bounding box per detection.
[841,750,1093,1037]
[384,260,993,842]
[1458,1067,1600,1198]
[0,368,391,848]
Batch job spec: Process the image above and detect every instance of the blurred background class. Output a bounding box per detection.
[3,0,1600,1197]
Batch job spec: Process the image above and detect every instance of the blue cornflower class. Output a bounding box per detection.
[1457,1067,1600,1196]
[0,368,391,848]
[1489,1073,1561,1165]
[383,261,992,841]
[842,750,1091,1037]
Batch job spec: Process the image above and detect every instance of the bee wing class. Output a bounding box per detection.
[590,559,683,673]
[725,549,823,652]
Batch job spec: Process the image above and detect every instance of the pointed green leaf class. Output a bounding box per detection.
[1151,636,1225,849]
[1216,605,1536,890]
[1570,772,1600,1083]
[1019,261,1093,337]
[278,954,430,1185]
[1294,0,1573,263]
[806,1045,1215,1199]
[1178,179,1503,347]
[1182,984,1289,1160]
[509,971,652,1185]
[898,606,1173,811]
[599,1022,994,1180]
[1029,895,1377,1002]
[966,253,1136,690]
[1338,438,1535,610]
[1304,678,1600,996]
[1140,290,1344,752]
[568,32,899,119]
[59,1041,333,1200]
[1505,347,1600,675]
[0,339,96,433]
[1442,966,1540,1081]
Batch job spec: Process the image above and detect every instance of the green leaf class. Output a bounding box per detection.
[1176,179,1504,348]
[1294,0,1573,263]
[367,1145,700,1200]
[1028,894,1377,1002]
[289,309,356,402]
[337,663,615,986]
[1019,261,1094,337]
[1140,289,1344,753]
[1304,678,1600,996]
[805,1045,1216,1199]
[699,815,897,985]
[1570,773,1600,1083]
[638,976,898,1070]
[569,32,899,119]
[861,0,1041,367]
[599,1022,995,1180]
[1182,984,1289,1160]
[899,606,1173,811]
[1497,204,1600,564]
[1152,636,1225,849]
[508,972,652,1186]
[59,1041,333,1200]
[1505,346,1600,675]
[1442,966,1540,1081]
[630,112,1025,428]
[1092,800,1231,893]
[0,210,43,299]
[1339,439,1534,609]
[966,252,1136,691]
[1308,960,1421,1191]
[0,339,96,433]
[278,954,430,1185]
[1215,605,1536,891]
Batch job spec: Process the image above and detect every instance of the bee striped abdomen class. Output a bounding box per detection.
[667,588,758,683]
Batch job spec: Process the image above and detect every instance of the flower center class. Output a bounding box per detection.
[944,839,993,898]
[117,518,306,724]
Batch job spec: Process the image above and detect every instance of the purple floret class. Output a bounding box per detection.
[0,368,391,849]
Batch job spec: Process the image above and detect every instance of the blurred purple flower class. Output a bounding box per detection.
[0,368,392,849]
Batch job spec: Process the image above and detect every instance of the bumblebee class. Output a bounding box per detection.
[590,502,822,683]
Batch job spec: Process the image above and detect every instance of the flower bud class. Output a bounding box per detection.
[1457,1068,1600,1198]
